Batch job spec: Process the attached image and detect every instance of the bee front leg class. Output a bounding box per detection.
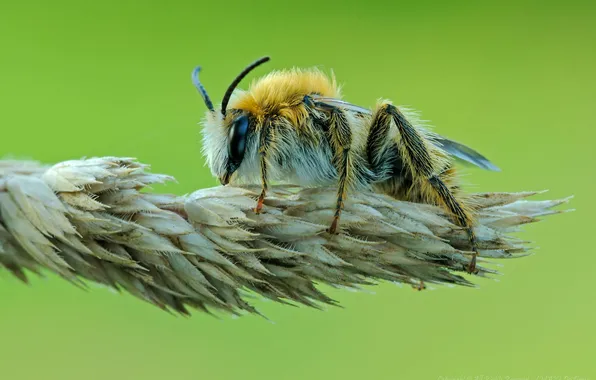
[255,121,273,214]
[255,184,266,214]
[315,103,353,234]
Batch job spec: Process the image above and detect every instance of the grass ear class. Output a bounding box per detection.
[0,156,571,316]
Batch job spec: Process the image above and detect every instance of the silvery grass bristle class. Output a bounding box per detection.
[0,157,571,317]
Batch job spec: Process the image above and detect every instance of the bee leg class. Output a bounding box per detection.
[368,104,479,273]
[255,121,273,214]
[412,280,426,291]
[428,175,479,274]
[255,189,266,214]
[366,102,394,177]
[315,102,353,234]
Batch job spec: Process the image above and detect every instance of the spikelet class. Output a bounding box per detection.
[0,157,571,316]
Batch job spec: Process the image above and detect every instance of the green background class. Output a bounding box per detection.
[0,0,592,379]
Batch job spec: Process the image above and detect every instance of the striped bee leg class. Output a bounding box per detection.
[367,103,479,274]
[315,102,354,234]
[255,120,274,214]
[428,173,479,274]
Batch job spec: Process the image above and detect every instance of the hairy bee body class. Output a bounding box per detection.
[204,69,459,199]
[194,57,499,273]
[202,69,369,188]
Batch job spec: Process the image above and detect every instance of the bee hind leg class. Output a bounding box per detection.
[428,175,479,274]
[366,103,479,274]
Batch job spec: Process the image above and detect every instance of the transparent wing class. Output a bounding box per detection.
[310,95,373,115]
[433,136,500,171]
[310,95,500,172]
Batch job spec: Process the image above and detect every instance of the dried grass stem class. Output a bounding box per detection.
[0,157,570,316]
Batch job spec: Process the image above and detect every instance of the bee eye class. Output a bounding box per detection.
[228,115,250,166]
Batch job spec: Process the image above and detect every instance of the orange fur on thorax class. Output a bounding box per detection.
[230,69,340,126]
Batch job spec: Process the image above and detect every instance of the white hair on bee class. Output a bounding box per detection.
[269,119,338,187]
[200,110,228,179]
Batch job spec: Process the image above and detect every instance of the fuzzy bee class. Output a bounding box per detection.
[192,56,499,273]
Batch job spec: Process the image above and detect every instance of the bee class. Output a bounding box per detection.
[192,56,499,273]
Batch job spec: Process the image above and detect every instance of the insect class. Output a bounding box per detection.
[192,56,499,273]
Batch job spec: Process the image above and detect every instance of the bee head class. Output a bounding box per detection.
[192,57,270,185]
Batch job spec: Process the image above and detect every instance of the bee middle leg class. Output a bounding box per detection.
[366,103,479,273]
[314,102,354,234]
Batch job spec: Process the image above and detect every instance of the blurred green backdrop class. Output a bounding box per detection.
[0,0,593,379]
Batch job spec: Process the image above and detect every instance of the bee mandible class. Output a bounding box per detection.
[192,57,499,273]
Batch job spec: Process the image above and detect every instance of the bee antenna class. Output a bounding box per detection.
[192,66,215,112]
[221,56,270,115]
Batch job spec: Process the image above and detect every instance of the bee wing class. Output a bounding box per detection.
[311,95,500,172]
[433,136,500,171]
[310,96,373,115]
